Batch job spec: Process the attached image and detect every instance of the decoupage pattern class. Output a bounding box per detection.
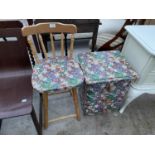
[32,57,84,93]
[78,51,138,115]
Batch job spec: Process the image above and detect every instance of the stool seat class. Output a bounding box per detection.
[32,57,84,93]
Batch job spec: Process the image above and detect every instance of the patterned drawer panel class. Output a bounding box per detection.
[78,51,138,115]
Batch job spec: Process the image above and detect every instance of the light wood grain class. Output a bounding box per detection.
[72,88,80,120]
[43,92,48,129]
[69,34,74,58]
[48,114,76,124]
[50,33,56,58]
[22,22,77,36]
[27,38,40,64]
[38,34,48,59]
[61,33,64,57]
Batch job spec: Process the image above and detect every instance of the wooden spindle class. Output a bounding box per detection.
[38,34,48,59]
[50,33,56,58]
[61,33,65,57]
[27,38,40,64]
[69,34,74,59]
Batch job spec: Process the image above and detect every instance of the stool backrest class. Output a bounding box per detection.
[22,22,77,64]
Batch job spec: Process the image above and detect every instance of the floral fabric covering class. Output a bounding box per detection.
[78,50,138,84]
[79,80,131,114]
[78,51,138,115]
[32,57,84,93]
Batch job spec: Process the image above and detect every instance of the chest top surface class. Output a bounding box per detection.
[125,25,155,56]
[78,51,138,84]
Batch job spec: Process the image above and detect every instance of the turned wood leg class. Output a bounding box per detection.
[72,88,80,120]
[43,92,48,129]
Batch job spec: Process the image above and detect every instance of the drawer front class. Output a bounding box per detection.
[122,35,151,75]
[79,80,131,115]
[143,73,155,85]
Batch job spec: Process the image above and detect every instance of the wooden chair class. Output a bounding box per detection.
[0,26,42,134]
[22,22,84,129]
[0,20,23,28]
[0,20,23,41]
[89,19,139,51]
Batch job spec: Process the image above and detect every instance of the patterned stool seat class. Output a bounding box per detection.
[32,57,84,93]
[78,50,138,84]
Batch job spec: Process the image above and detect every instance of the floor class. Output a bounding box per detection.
[1,40,155,135]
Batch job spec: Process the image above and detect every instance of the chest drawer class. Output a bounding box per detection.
[122,35,151,75]
[143,73,155,85]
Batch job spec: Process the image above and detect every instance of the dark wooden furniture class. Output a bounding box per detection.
[0,22,42,134]
[0,20,23,41]
[33,19,100,54]
[0,20,23,28]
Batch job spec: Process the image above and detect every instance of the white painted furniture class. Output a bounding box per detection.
[120,25,155,113]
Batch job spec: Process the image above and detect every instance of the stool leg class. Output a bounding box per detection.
[72,88,80,120]
[39,93,43,128]
[43,92,48,129]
